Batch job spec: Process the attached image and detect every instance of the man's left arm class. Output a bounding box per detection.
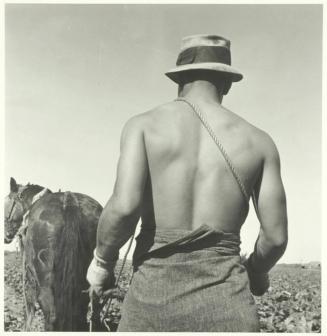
[87,116,148,294]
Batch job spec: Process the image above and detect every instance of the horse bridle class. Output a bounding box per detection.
[5,188,27,222]
[6,198,17,222]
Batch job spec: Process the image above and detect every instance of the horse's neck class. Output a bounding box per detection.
[20,186,44,212]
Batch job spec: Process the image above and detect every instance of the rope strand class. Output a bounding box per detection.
[175,97,249,202]
[101,231,135,330]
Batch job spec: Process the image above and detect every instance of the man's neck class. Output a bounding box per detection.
[178,80,223,105]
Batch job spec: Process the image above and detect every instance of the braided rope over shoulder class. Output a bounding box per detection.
[175,97,249,202]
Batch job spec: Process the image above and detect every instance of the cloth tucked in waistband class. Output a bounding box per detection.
[133,224,241,266]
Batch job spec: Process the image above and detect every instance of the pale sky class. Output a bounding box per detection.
[4,4,322,263]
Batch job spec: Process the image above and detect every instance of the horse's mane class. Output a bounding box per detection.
[20,184,50,199]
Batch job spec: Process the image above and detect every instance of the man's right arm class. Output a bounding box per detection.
[251,134,288,274]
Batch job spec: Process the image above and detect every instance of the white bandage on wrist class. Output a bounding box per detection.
[86,258,113,288]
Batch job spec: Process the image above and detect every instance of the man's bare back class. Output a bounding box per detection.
[87,36,288,328]
[140,99,271,234]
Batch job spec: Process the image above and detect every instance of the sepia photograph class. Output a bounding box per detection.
[3,3,323,332]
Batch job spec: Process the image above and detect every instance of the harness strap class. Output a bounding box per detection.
[6,199,16,221]
[176,97,249,202]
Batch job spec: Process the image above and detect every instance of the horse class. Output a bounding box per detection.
[4,177,104,331]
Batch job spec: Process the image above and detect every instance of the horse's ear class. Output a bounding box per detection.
[10,177,18,192]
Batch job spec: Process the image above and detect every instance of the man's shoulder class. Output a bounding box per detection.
[230,112,280,162]
[123,101,176,128]
[250,126,280,163]
[144,101,177,117]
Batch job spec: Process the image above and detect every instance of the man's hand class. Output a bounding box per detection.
[244,254,270,296]
[86,258,116,298]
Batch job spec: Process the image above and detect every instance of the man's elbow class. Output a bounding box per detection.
[108,195,141,218]
[269,234,288,252]
[274,236,288,250]
[262,225,288,250]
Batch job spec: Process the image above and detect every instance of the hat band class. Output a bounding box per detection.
[176,46,231,66]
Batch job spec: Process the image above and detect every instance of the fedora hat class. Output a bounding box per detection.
[165,34,243,84]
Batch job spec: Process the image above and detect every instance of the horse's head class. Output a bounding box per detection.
[4,177,44,243]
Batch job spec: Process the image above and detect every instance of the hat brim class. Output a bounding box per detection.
[165,62,243,84]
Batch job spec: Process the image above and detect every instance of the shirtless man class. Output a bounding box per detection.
[87,35,288,332]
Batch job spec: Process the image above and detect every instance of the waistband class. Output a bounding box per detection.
[133,224,241,264]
